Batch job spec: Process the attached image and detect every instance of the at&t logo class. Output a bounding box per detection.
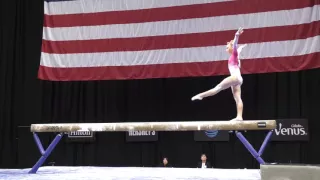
[205,130,219,138]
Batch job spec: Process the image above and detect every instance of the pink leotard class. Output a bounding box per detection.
[228,48,239,67]
[227,36,243,85]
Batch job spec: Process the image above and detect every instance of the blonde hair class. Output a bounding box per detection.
[228,40,234,50]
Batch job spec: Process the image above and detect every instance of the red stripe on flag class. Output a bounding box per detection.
[38,52,320,81]
[42,22,320,54]
[44,0,319,27]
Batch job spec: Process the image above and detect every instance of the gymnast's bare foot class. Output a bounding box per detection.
[230,117,243,121]
[191,95,203,101]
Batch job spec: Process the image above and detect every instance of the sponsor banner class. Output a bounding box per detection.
[66,131,95,143]
[194,130,229,142]
[271,119,309,141]
[126,130,158,142]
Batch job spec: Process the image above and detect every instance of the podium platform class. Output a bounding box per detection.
[260,164,320,180]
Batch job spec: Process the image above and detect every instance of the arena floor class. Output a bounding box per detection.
[0,166,260,180]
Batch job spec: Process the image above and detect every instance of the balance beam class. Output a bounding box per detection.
[30,120,276,132]
[28,120,276,174]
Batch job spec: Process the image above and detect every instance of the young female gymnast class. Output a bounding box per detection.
[191,27,247,121]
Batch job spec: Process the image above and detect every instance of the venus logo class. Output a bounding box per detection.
[274,123,307,136]
[205,130,219,138]
[270,119,309,142]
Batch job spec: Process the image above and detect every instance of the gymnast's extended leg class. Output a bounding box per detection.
[231,85,243,121]
[191,75,239,100]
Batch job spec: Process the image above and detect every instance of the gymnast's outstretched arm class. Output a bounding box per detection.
[233,27,243,50]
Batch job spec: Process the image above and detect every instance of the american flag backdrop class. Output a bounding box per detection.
[39,0,320,81]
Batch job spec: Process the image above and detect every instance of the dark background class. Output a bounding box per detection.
[1,0,319,169]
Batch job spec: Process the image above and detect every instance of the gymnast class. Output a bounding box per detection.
[191,27,247,121]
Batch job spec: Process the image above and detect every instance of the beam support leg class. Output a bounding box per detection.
[28,133,63,174]
[235,130,273,164]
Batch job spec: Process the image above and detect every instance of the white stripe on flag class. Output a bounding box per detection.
[44,0,231,15]
[40,36,320,67]
[43,5,320,41]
